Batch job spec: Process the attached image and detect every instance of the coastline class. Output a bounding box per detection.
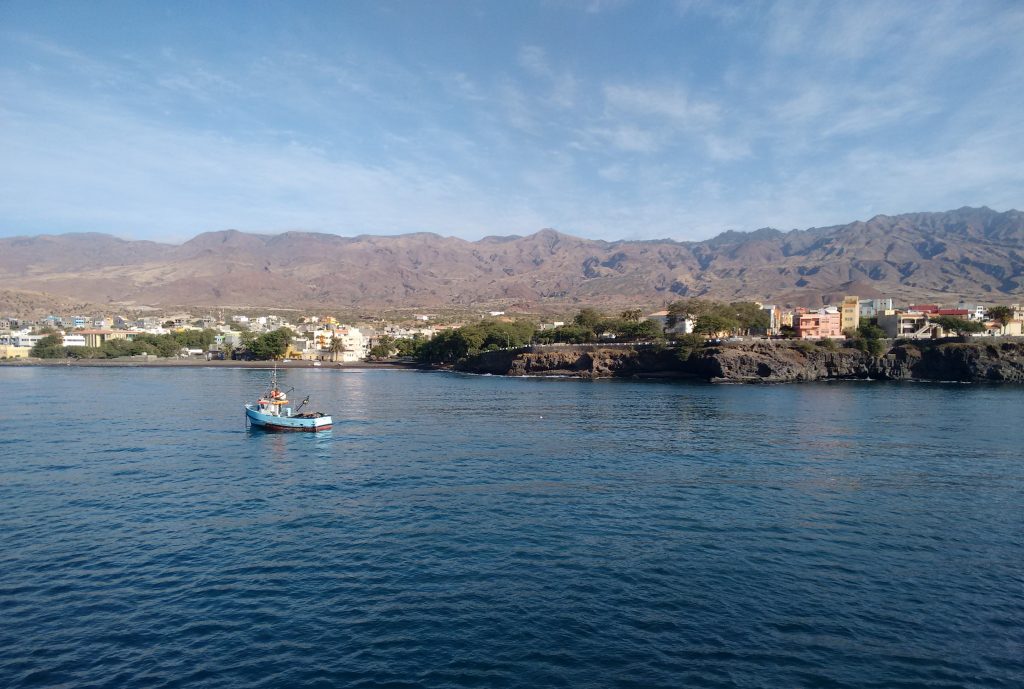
[0,358,425,370]
[455,338,1024,383]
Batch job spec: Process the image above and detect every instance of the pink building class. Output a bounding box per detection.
[795,311,843,339]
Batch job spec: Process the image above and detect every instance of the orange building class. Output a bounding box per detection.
[794,311,843,339]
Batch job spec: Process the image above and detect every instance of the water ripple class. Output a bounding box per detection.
[1,369,1022,688]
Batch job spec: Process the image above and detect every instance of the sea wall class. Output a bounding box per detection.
[456,339,1024,383]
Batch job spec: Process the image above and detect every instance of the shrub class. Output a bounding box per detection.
[674,333,705,360]
[866,338,886,357]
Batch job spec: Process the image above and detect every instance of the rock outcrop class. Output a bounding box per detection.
[456,339,1024,383]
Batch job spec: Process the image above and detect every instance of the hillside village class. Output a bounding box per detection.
[1,296,1022,362]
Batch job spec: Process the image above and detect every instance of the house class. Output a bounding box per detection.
[134,316,162,330]
[14,333,46,348]
[956,302,987,321]
[0,344,31,359]
[647,310,694,335]
[859,298,894,319]
[310,326,369,362]
[990,304,1024,336]
[78,329,140,348]
[63,334,86,347]
[794,309,843,339]
[760,305,782,335]
[840,296,860,333]
[877,313,932,338]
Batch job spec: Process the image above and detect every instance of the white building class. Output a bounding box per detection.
[956,302,988,321]
[859,298,894,319]
[63,334,86,347]
[14,333,46,348]
[310,326,369,362]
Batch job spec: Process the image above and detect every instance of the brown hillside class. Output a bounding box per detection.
[1,207,1021,310]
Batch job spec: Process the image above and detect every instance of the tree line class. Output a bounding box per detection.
[411,302,767,364]
[28,327,297,360]
[30,329,218,359]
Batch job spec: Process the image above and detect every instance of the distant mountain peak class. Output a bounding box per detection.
[1,207,1021,310]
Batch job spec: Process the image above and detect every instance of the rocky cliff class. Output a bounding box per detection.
[457,340,1024,383]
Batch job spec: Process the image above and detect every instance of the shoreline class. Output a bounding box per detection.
[0,358,425,370]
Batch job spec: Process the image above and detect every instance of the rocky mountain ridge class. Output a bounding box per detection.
[1,207,1022,310]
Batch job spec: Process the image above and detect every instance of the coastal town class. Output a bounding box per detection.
[1,296,1022,363]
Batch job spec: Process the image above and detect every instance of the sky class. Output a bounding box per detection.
[1,0,1023,243]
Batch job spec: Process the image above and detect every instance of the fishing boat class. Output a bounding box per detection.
[244,367,332,432]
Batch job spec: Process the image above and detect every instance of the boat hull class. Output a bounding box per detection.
[245,405,333,432]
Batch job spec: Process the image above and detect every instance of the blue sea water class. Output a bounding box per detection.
[0,367,1021,688]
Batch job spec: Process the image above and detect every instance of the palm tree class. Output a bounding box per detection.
[329,337,347,362]
[987,305,1013,334]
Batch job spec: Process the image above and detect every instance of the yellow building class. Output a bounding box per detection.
[79,329,140,348]
[841,296,860,333]
[0,344,32,359]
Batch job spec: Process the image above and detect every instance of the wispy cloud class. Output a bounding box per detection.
[518,45,577,109]
[1,1,1022,243]
[603,83,718,127]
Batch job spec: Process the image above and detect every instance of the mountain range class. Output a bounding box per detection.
[1,207,1022,312]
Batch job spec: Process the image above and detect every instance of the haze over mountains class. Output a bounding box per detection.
[2,207,1022,312]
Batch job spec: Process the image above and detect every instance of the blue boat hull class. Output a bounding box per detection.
[245,405,333,432]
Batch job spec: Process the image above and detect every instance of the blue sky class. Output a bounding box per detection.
[1,1,1022,242]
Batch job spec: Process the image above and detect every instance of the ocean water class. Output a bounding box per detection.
[0,367,1021,689]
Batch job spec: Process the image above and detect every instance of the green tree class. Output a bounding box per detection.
[987,306,1014,333]
[866,338,885,357]
[611,319,663,341]
[666,299,715,329]
[846,320,887,357]
[534,324,594,344]
[329,337,347,362]
[247,328,293,360]
[932,316,985,336]
[857,323,887,340]
[729,302,770,334]
[673,333,705,360]
[395,335,424,357]
[368,335,396,359]
[68,346,105,359]
[620,308,644,322]
[417,321,539,363]
[665,299,766,335]
[573,308,604,331]
[30,334,67,359]
[173,328,217,350]
[694,314,739,336]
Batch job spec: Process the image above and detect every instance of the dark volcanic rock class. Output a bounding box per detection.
[457,340,1024,383]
